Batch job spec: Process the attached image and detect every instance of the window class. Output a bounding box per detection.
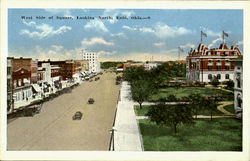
[237,94,242,108]
[234,51,237,55]
[236,74,241,88]
[225,66,230,70]
[208,74,212,80]
[225,74,230,79]
[7,67,11,75]
[7,79,11,87]
[217,74,221,79]
[18,79,22,86]
[217,66,221,70]
[225,51,229,56]
[217,52,220,56]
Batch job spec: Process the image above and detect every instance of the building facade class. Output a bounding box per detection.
[186,43,242,83]
[31,59,38,83]
[7,58,13,113]
[233,57,243,118]
[38,60,76,80]
[82,52,100,73]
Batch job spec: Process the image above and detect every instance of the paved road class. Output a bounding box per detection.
[7,72,120,150]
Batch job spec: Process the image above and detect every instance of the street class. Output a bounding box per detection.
[7,72,120,150]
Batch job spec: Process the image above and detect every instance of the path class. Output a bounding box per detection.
[135,101,235,120]
[113,81,143,151]
[217,101,235,115]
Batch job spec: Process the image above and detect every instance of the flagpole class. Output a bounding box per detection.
[222,31,225,44]
[201,31,202,44]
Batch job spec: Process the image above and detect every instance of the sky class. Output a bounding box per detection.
[8,9,243,62]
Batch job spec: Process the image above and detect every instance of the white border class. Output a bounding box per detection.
[1,1,250,160]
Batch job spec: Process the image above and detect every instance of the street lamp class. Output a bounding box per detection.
[109,127,117,151]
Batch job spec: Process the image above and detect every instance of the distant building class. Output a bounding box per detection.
[144,62,159,70]
[38,60,75,80]
[232,56,243,118]
[7,57,13,113]
[82,52,100,73]
[186,43,242,83]
[31,59,38,83]
[74,60,89,72]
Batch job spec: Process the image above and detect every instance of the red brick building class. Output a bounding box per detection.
[186,43,242,83]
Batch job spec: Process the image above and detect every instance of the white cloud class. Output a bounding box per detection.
[237,40,243,45]
[154,23,192,38]
[102,9,135,24]
[110,32,126,38]
[20,20,72,39]
[200,27,221,37]
[180,43,195,49]
[122,23,192,38]
[139,27,154,33]
[81,37,114,46]
[44,9,74,18]
[84,19,109,32]
[208,37,223,48]
[153,42,164,47]
[97,50,117,56]
[122,25,137,31]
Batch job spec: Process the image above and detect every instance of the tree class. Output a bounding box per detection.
[131,80,155,109]
[147,103,194,134]
[188,93,203,119]
[203,96,218,121]
[211,76,220,87]
[225,79,234,90]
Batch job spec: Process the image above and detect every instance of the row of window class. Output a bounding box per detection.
[208,74,230,80]
[205,51,237,56]
[207,66,232,70]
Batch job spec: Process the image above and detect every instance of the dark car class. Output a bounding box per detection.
[72,111,83,120]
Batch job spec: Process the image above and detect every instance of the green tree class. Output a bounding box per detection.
[203,96,218,121]
[131,80,155,109]
[188,93,203,119]
[147,103,194,134]
[211,76,220,87]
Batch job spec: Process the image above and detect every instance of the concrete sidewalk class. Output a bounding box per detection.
[113,81,143,151]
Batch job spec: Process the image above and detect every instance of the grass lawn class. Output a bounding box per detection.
[135,105,224,116]
[149,87,234,102]
[139,118,242,151]
[224,104,235,114]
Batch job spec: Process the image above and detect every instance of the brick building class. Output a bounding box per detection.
[38,60,76,80]
[186,43,242,83]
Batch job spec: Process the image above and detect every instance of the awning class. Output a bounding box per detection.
[52,76,60,82]
[32,84,42,93]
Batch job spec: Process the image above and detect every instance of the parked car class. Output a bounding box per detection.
[88,98,95,104]
[72,111,83,120]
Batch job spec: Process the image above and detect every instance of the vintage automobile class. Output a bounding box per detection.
[88,98,95,104]
[72,111,83,120]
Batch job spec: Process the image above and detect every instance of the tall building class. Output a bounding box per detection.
[82,52,100,73]
[232,56,243,118]
[186,43,242,83]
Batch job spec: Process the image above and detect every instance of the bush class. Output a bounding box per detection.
[225,80,234,90]
[211,77,220,87]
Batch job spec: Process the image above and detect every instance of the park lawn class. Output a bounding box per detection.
[135,105,224,116]
[139,118,242,151]
[149,87,234,102]
[224,104,235,114]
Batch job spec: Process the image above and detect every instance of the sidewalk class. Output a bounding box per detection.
[113,81,143,151]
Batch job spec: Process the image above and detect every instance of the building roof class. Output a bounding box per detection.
[231,55,243,61]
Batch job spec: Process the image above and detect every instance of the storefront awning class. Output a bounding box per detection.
[32,84,41,93]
